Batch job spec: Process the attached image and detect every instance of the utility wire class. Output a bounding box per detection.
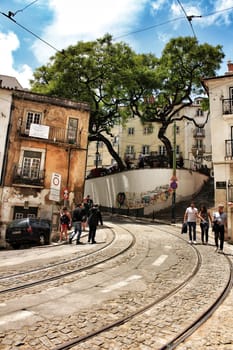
[176,0,201,39]
[7,0,38,18]
[0,11,61,53]
[1,3,233,54]
[114,17,184,40]
[114,5,233,42]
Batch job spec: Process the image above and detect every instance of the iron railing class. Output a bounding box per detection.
[17,121,81,146]
[12,165,45,187]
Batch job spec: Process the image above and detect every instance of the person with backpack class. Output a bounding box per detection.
[59,207,71,242]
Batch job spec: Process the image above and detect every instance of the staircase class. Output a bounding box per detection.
[154,177,215,223]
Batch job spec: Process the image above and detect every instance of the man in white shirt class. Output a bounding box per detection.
[184,202,198,244]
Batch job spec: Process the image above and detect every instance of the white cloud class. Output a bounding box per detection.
[0,31,33,88]
[151,0,168,12]
[32,0,150,64]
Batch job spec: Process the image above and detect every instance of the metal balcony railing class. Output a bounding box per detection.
[12,165,45,187]
[17,121,81,146]
[222,99,233,115]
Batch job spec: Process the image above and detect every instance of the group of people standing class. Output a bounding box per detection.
[59,195,103,245]
[184,202,227,253]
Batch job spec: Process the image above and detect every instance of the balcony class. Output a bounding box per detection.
[222,99,233,115]
[17,122,81,146]
[12,165,45,188]
[225,139,233,160]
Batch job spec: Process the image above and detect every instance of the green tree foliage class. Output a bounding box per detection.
[31,34,158,170]
[131,36,224,164]
[30,35,224,168]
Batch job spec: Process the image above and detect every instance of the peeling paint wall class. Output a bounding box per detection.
[0,91,90,246]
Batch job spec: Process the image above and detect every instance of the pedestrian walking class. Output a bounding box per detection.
[59,207,71,242]
[184,202,198,244]
[88,204,103,244]
[71,203,86,244]
[212,203,227,253]
[198,205,212,245]
[82,195,94,231]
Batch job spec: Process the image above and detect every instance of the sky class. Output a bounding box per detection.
[0,0,233,88]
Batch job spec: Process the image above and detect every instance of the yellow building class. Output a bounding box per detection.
[86,98,211,173]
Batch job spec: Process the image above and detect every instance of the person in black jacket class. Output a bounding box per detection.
[71,203,86,244]
[87,204,103,244]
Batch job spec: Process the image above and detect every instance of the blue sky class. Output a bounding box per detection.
[0,0,233,88]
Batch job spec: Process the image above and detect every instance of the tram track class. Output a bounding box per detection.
[50,223,233,350]
[0,220,232,350]
[0,226,135,296]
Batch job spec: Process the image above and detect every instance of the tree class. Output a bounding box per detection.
[30,34,159,170]
[130,36,224,165]
[30,35,224,168]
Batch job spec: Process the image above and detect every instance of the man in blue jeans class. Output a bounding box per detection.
[71,203,86,244]
[213,203,227,253]
[184,202,198,244]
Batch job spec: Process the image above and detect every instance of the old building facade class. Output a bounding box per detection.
[86,97,211,174]
[0,89,90,245]
[203,61,233,240]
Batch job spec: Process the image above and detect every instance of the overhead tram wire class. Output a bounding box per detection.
[114,17,184,40]
[7,0,38,18]
[176,0,201,39]
[0,11,61,54]
[114,4,233,42]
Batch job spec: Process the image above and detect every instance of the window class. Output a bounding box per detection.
[142,145,150,155]
[22,151,41,179]
[176,126,180,134]
[126,145,134,154]
[67,118,78,143]
[159,145,167,155]
[176,145,180,155]
[143,126,153,135]
[196,108,204,116]
[26,111,42,130]
[128,127,134,135]
[230,87,233,103]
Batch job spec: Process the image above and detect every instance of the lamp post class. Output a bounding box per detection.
[171,121,177,223]
[95,141,99,169]
[92,123,100,169]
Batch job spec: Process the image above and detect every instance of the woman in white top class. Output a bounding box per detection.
[184,202,198,244]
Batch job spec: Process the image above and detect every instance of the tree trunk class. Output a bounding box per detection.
[88,134,126,171]
[158,124,173,168]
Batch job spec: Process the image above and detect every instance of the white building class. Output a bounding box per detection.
[203,61,233,240]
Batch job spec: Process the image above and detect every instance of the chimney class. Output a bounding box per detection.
[227,60,233,73]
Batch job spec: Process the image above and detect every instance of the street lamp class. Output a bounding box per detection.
[95,141,99,169]
[92,123,100,169]
[171,121,177,223]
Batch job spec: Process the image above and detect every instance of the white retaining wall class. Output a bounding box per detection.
[84,168,208,214]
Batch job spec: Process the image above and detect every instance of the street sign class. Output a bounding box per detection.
[49,173,61,201]
[170,181,178,190]
[63,188,69,200]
